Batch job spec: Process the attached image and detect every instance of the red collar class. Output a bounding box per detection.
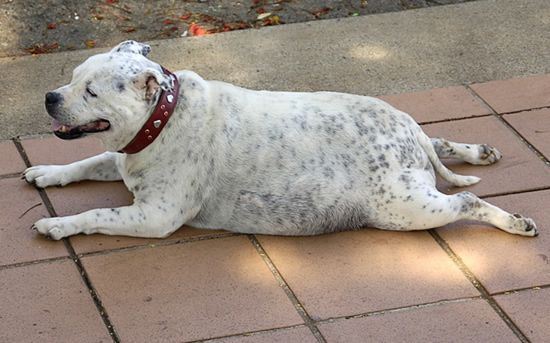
[119,67,180,154]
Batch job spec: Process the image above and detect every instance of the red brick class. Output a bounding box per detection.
[82,236,302,341]
[504,108,550,160]
[380,86,491,123]
[437,190,550,293]
[208,327,317,343]
[21,135,104,166]
[470,74,550,113]
[0,140,26,175]
[319,300,517,342]
[0,260,111,342]
[259,230,477,319]
[495,288,550,342]
[0,178,67,266]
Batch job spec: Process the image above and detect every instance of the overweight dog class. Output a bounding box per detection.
[24,40,537,240]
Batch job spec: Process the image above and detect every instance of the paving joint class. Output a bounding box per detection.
[478,186,550,200]
[499,105,550,116]
[465,85,550,166]
[499,114,550,164]
[78,231,242,258]
[491,283,550,297]
[247,235,327,343]
[0,255,69,271]
[317,295,483,324]
[417,113,493,126]
[428,230,531,343]
[13,138,121,343]
[0,172,24,180]
[185,324,310,343]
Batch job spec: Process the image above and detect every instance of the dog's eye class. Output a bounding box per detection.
[86,87,98,98]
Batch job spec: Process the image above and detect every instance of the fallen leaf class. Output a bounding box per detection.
[106,0,118,3]
[163,19,174,25]
[122,26,136,33]
[179,13,192,20]
[262,15,281,26]
[47,22,57,29]
[85,39,96,48]
[313,7,331,18]
[113,15,130,22]
[222,21,251,32]
[199,14,216,23]
[257,12,271,20]
[25,42,59,55]
[256,7,265,14]
[189,23,209,36]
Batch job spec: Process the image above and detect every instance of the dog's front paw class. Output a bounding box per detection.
[23,165,71,188]
[32,217,69,240]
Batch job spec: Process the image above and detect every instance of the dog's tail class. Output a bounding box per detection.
[416,130,480,187]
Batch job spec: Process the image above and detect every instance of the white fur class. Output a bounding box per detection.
[25,41,537,240]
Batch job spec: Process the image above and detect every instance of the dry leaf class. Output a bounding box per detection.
[189,23,209,36]
[85,39,96,48]
[25,42,59,54]
[257,12,272,20]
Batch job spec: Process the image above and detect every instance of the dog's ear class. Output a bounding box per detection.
[111,40,151,57]
[133,68,174,101]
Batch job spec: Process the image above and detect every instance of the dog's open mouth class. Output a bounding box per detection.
[52,119,110,139]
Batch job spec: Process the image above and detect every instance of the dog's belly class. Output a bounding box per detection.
[188,85,434,235]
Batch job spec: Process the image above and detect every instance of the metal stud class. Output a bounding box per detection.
[167,94,174,103]
[153,120,162,128]
[144,129,150,134]
[160,104,166,110]
[163,111,169,117]
[147,135,153,140]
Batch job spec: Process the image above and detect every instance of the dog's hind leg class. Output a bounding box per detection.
[380,185,537,237]
[416,132,480,187]
[431,137,502,165]
[24,152,122,188]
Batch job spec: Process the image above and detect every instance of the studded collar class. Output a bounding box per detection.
[119,67,180,154]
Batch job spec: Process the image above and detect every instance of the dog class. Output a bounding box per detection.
[24,40,537,240]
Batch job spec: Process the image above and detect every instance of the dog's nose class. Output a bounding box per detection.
[45,92,61,106]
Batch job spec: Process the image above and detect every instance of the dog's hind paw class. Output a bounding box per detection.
[477,144,502,165]
[510,214,538,237]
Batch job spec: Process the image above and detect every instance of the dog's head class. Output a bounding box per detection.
[45,40,174,151]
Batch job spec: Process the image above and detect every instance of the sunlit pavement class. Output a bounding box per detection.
[1,73,549,342]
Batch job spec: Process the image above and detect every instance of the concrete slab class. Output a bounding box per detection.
[1,0,549,139]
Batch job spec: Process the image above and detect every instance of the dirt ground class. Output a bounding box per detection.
[0,0,475,57]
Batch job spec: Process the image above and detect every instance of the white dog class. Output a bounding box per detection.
[24,40,537,240]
